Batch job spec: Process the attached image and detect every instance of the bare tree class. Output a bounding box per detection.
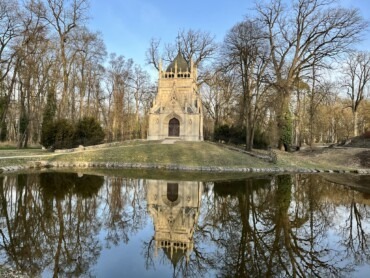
[145,37,161,71]
[222,19,270,151]
[342,51,370,137]
[0,0,20,83]
[14,0,50,148]
[105,53,133,141]
[146,29,217,73]
[256,0,368,150]
[201,68,237,128]
[0,0,21,139]
[130,65,151,138]
[69,27,106,120]
[41,0,89,118]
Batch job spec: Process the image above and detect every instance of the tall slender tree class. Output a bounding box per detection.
[222,19,270,150]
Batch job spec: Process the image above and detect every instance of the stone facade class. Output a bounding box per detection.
[147,52,203,141]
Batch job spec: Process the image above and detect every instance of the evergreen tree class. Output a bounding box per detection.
[74,117,105,146]
[41,91,57,148]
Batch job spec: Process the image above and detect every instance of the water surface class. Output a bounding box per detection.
[0,171,370,277]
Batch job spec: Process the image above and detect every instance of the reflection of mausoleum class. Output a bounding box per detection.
[146,180,202,264]
[147,52,203,141]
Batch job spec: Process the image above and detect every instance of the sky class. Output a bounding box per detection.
[88,0,370,75]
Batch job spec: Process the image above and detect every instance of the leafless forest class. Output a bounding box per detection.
[1,0,369,150]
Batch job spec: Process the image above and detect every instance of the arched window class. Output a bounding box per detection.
[168,118,180,137]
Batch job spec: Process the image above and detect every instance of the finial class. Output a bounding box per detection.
[176,32,181,53]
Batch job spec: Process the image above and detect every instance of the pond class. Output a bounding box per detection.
[0,171,370,277]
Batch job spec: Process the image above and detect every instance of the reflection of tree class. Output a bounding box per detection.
[102,177,147,248]
[198,175,355,277]
[0,174,48,274]
[266,175,343,277]
[210,178,272,277]
[340,190,370,266]
[0,172,104,277]
[1,172,370,276]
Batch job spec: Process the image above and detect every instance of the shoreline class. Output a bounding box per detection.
[1,160,369,175]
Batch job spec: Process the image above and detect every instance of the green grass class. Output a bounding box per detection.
[0,148,46,157]
[0,147,50,167]
[0,141,273,170]
[46,141,271,168]
[1,141,367,172]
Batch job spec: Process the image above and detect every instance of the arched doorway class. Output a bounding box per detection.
[167,183,179,202]
[168,118,180,137]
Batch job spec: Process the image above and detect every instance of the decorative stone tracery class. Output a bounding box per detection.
[147,52,203,141]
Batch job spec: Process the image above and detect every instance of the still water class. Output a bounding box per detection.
[0,171,370,277]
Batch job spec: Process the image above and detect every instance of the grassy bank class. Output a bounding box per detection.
[0,140,369,172]
[0,141,271,169]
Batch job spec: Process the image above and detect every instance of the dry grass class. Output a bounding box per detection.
[46,141,271,168]
[276,147,369,170]
[0,140,368,171]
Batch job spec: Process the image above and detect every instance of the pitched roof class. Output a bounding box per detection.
[166,52,189,72]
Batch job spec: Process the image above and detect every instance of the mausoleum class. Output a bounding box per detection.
[147,52,203,141]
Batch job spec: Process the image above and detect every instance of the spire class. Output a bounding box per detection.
[176,32,181,53]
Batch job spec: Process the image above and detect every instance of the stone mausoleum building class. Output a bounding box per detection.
[147,52,203,141]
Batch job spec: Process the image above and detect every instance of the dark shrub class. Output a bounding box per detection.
[0,120,6,142]
[41,120,56,148]
[41,119,74,149]
[214,125,230,142]
[253,129,269,149]
[41,117,105,149]
[53,119,75,149]
[0,96,7,141]
[229,125,245,144]
[214,124,245,144]
[362,130,370,139]
[74,117,105,147]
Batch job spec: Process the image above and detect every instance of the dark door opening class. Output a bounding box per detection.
[168,118,180,137]
[167,183,179,202]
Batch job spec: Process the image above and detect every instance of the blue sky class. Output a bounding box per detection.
[88,0,254,69]
[88,0,370,73]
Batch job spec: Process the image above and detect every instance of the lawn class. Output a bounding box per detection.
[0,140,272,169]
[1,140,367,172]
[46,141,271,168]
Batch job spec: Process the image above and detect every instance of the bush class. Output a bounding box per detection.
[214,124,245,144]
[41,120,56,148]
[214,124,269,149]
[0,121,6,142]
[53,119,75,149]
[214,125,230,142]
[41,117,105,149]
[253,129,269,149]
[74,117,105,147]
[229,126,245,144]
[362,130,370,139]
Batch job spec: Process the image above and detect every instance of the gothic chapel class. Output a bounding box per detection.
[147,52,203,141]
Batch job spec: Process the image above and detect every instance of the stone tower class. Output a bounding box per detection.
[147,52,203,141]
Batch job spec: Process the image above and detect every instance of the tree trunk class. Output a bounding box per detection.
[353,110,358,137]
